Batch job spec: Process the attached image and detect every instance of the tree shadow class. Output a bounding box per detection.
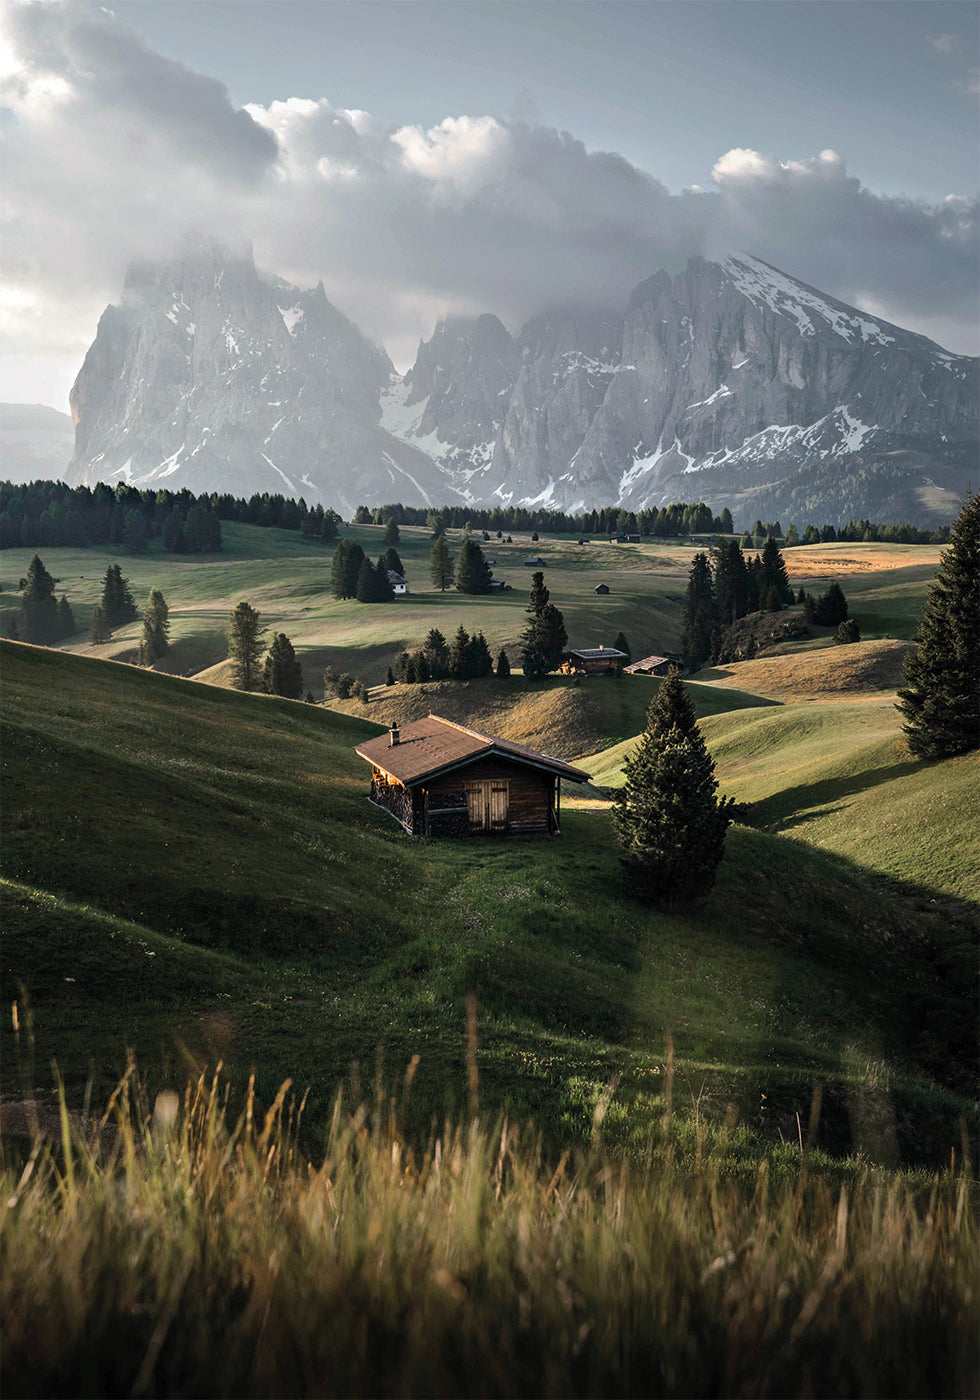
[754,758,923,832]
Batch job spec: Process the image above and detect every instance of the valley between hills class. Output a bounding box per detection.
[1,522,976,1171]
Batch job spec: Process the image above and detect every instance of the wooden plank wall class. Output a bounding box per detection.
[426,757,554,834]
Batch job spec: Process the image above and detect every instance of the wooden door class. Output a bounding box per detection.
[465,780,510,831]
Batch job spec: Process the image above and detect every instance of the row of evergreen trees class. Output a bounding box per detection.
[682,538,796,669]
[355,501,732,539]
[330,541,400,602]
[394,626,501,684]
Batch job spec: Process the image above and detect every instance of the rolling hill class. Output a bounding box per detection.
[1,640,974,1169]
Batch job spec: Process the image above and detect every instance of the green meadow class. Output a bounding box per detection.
[1,525,976,1397]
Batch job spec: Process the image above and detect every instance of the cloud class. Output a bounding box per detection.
[1,0,977,409]
[930,34,957,55]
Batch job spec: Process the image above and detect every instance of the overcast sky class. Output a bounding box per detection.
[2,0,977,409]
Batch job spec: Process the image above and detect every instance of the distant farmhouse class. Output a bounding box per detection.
[594,583,609,595]
[523,556,546,567]
[560,646,628,677]
[355,715,587,837]
[387,570,408,595]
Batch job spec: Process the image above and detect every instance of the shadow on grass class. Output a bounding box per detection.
[755,758,922,831]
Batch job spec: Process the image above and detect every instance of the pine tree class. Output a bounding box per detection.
[383,518,400,547]
[89,605,112,644]
[760,536,793,606]
[100,564,138,628]
[449,624,471,678]
[897,493,979,759]
[355,555,376,602]
[613,631,631,662]
[57,595,75,639]
[20,554,60,644]
[613,671,732,907]
[496,649,511,678]
[384,546,404,576]
[811,581,849,626]
[140,588,170,664]
[331,540,365,599]
[467,631,494,677]
[386,666,396,686]
[683,551,715,670]
[263,632,304,698]
[422,627,450,678]
[455,538,492,594]
[429,534,455,591]
[227,600,265,691]
[519,572,566,677]
[374,555,394,602]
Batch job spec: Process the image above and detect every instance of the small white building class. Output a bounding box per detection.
[388,570,408,596]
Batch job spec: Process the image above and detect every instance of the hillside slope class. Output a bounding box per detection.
[1,643,974,1164]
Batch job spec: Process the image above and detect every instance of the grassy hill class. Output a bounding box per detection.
[0,527,943,691]
[2,641,974,1169]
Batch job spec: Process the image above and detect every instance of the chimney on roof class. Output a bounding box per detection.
[389,722,400,747]
[599,643,604,650]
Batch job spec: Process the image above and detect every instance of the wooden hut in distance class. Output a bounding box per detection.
[355,715,588,837]
[560,646,628,677]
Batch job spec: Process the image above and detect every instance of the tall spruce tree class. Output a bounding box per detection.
[57,596,75,638]
[140,588,170,664]
[613,631,631,662]
[449,624,471,679]
[263,632,304,698]
[613,671,732,907]
[897,492,979,759]
[519,571,566,677]
[683,552,715,670]
[20,554,60,644]
[455,537,492,594]
[496,648,511,678]
[429,534,455,591]
[100,564,138,628]
[331,540,366,600]
[422,627,450,678]
[760,536,794,608]
[227,600,265,691]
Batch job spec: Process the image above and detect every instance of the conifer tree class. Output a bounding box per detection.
[227,600,265,691]
[455,537,492,594]
[496,649,511,678]
[449,624,471,678]
[263,632,304,698]
[429,534,455,591]
[519,572,567,677]
[384,546,404,576]
[683,551,715,670]
[422,628,450,678]
[383,518,400,547]
[57,595,75,639]
[467,631,494,677]
[386,666,396,687]
[613,631,631,662]
[355,555,376,602]
[89,605,111,644]
[897,492,979,759]
[100,564,138,628]
[20,554,60,644]
[140,588,169,663]
[760,536,793,607]
[613,671,732,907]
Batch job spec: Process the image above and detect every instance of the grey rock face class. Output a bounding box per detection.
[67,244,457,511]
[67,246,977,522]
[386,254,977,521]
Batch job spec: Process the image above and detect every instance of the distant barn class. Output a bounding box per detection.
[523,556,545,567]
[387,570,408,595]
[560,646,628,677]
[355,715,588,837]
[594,583,609,595]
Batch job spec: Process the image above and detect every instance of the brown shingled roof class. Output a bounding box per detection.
[355,714,589,786]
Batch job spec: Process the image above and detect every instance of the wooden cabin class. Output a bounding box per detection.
[355,714,588,838]
[594,583,609,595]
[560,646,628,676]
[624,654,672,676]
[387,570,408,595]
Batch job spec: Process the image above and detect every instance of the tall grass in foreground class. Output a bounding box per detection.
[1,1063,976,1399]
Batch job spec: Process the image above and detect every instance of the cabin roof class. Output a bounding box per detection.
[355,714,589,786]
[624,654,672,673]
[568,647,628,661]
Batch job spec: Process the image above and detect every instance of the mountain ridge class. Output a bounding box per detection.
[63,245,977,522]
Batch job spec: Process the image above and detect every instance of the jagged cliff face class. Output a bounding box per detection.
[68,247,977,520]
[67,246,455,511]
[385,254,976,518]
